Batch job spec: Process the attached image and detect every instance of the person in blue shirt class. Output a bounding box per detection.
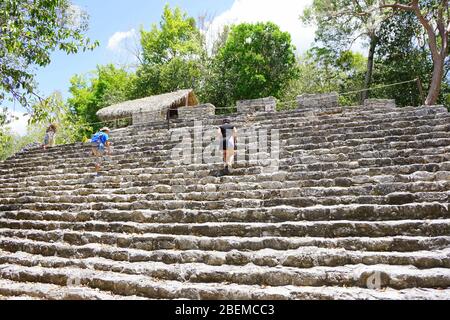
[90,127,112,175]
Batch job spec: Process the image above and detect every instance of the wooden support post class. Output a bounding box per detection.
[416,77,425,106]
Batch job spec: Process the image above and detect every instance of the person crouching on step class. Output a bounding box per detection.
[218,119,237,174]
[43,124,57,150]
[90,127,112,175]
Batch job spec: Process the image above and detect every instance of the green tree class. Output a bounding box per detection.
[371,11,447,107]
[379,0,449,105]
[68,64,134,137]
[302,0,386,103]
[131,5,205,98]
[0,0,98,109]
[30,91,89,144]
[281,48,367,108]
[205,22,298,112]
[0,108,14,160]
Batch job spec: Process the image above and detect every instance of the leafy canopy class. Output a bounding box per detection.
[207,22,298,111]
[281,48,366,108]
[0,0,98,108]
[132,5,205,98]
[68,64,134,137]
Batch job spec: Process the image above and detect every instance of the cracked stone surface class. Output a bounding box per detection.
[0,105,449,300]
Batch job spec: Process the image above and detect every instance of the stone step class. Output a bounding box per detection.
[1,218,449,238]
[111,106,448,143]
[0,148,447,186]
[4,138,449,180]
[0,183,449,207]
[1,141,448,181]
[1,160,448,195]
[0,190,448,212]
[0,278,144,300]
[2,263,449,299]
[101,119,450,153]
[1,174,449,197]
[1,236,450,270]
[0,104,448,300]
[3,141,448,176]
[0,165,448,197]
[2,228,449,253]
[2,127,448,174]
[1,202,447,224]
[0,252,449,290]
[7,115,450,162]
[3,109,447,165]
[285,136,450,154]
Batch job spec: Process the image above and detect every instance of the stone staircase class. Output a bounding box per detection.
[0,104,449,300]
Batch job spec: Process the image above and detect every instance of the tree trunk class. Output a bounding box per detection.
[361,35,378,104]
[425,56,445,105]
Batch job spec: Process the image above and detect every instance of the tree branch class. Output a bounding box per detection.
[380,2,414,11]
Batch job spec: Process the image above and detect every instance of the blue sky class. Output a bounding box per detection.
[8,0,317,134]
[35,0,235,104]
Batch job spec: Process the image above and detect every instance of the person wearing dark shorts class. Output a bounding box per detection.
[218,119,237,174]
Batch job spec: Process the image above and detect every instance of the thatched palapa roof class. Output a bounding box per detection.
[96,89,198,121]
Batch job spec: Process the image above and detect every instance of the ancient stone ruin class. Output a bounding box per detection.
[178,103,216,120]
[297,92,339,110]
[237,96,277,114]
[0,95,449,300]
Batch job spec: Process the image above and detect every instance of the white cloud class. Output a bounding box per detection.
[107,29,137,52]
[6,112,30,137]
[206,0,316,54]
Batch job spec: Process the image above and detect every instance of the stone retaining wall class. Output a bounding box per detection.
[364,99,396,109]
[179,104,216,120]
[132,109,166,125]
[237,97,277,114]
[297,92,339,110]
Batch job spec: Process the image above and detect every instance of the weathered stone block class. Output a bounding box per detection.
[364,99,396,109]
[297,92,339,110]
[178,104,215,120]
[132,109,166,125]
[237,97,277,114]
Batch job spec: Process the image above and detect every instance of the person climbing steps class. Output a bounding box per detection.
[218,118,237,175]
[90,127,112,176]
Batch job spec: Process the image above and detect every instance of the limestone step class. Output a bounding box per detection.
[1,161,448,196]
[1,203,447,224]
[105,119,450,153]
[0,148,448,187]
[0,170,448,202]
[2,263,449,299]
[1,141,448,181]
[1,173,449,197]
[0,278,145,300]
[8,115,450,161]
[0,104,448,300]
[6,139,450,178]
[0,190,448,213]
[0,184,449,209]
[1,218,449,238]
[1,229,449,253]
[1,252,449,290]
[3,135,446,175]
[112,106,448,143]
[3,108,447,165]
[1,237,449,270]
